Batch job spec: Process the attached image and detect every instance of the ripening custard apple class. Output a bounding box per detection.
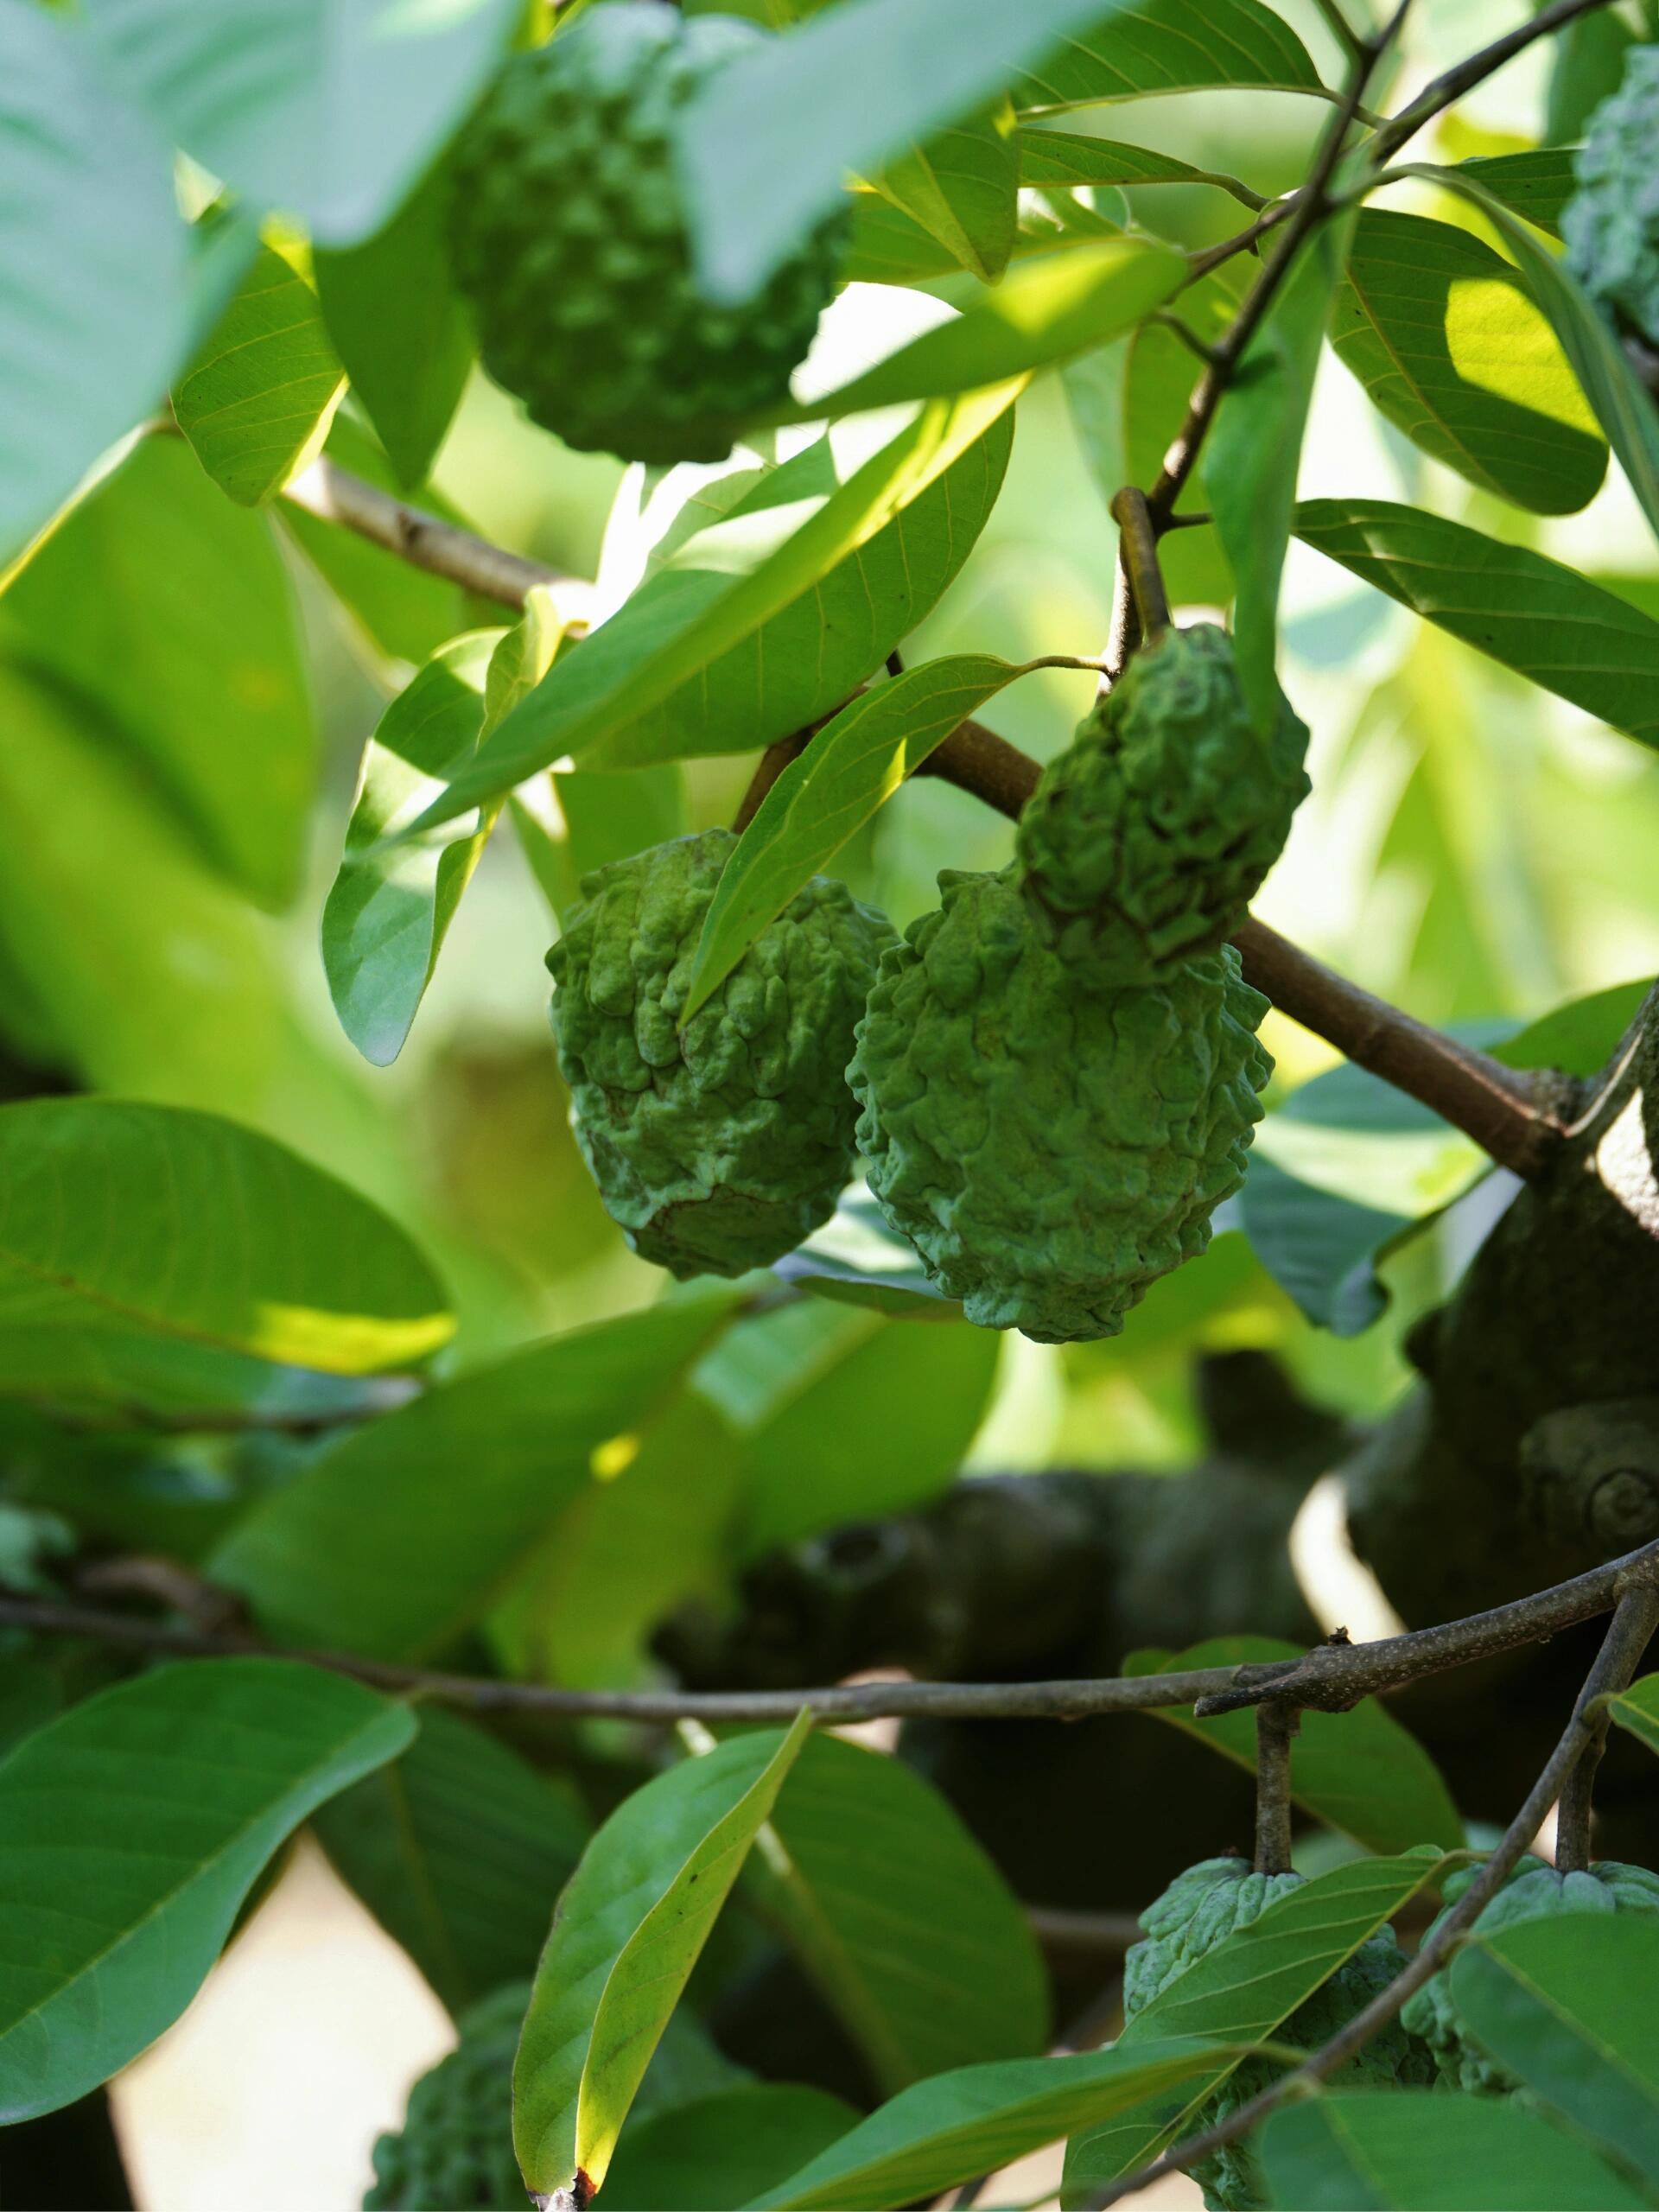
[1402,1853,1659,2094]
[550,830,894,1280]
[848,868,1271,1343]
[1564,45,1659,350]
[365,1982,527,2211]
[448,4,849,463]
[1123,1857,1430,2212]
[1015,626,1310,985]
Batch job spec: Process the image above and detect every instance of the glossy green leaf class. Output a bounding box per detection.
[606,2085,857,2212]
[683,654,1025,1018]
[1017,126,1264,208]
[80,0,519,248]
[874,113,1019,285]
[513,1716,813,2203]
[1332,210,1605,515]
[1238,1154,1411,1337]
[1066,1853,1450,2196]
[0,436,317,909]
[210,1294,736,1656]
[172,236,344,505]
[0,2,194,567]
[746,1732,1048,2092]
[1294,499,1659,749]
[1497,979,1650,1077]
[1605,1672,1659,1760]
[1009,0,1324,113]
[1402,164,1659,543]
[1451,1916,1659,2190]
[1125,1638,1464,1854]
[1452,150,1578,238]
[770,239,1185,424]
[748,2040,1238,2211]
[311,1706,591,2017]
[313,162,473,490]
[410,386,1020,819]
[1261,2088,1649,2211]
[0,1096,452,1395]
[0,1659,414,2120]
[1210,207,1352,731]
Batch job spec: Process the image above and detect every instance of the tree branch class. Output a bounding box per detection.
[1253,1703,1299,1874]
[1088,1571,1659,2209]
[1370,0,1624,167]
[3,1536,1654,1725]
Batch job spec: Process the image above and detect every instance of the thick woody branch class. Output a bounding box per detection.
[1253,1704,1299,1874]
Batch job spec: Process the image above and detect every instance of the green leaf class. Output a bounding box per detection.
[81,0,519,247]
[0,1096,452,1395]
[1546,8,1632,143]
[1124,1639,1465,1855]
[1009,0,1324,113]
[0,3,194,567]
[1331,210,1605,515]
[770,240,1185,425]
[683,654,1026,1018]
[1,437,317,909]
[1066,1853,1451,2196]
[1452,150,1579,238]
[1401,164,1659,543]
[1237,1153,1411,1337]
[311,1706,591,2018]
[1293,499,1659,750]
[874,112,1020,286]
[1210,207,1352,731]
[1017,126,1264,208]
[513,1715,813,2203]
[511,760,688,926]
[172,235,344,506]
[606,2084,857,2212]
[1451,1916,1659,2191]
[410,385,1020,819]
[1605,1672,1659,1761]
[774,1192,957,1318]
[745,1731,1048,2092]
[1261,2088,1649,2211]
[210,1295,737,1657]
[1497,979,1651,1077]
[313,161,474,490]
[0,1658,414,2120]
[748,2040,1239,2211]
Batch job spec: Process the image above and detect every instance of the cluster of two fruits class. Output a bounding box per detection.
[550,626,1309,1344]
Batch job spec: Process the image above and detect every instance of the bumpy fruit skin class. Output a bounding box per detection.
[1564,46,1659,350]
[550,830,894,1280]
[1124,1858,1429,2212]
[448,4,849,463]
[848,868,1271,1343]
[1402,1854,1659,2093]
[365,1982,527,2210]
[1015,626,1310,985]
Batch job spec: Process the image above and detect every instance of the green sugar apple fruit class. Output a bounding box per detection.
[449,4,849,463]
[365,1982,527,2210]
[1015,625,1310,985]
[1123,1856,1430,2212]
[1564,45,1659,350]
[848,867,1271,1343]
[1402,1853,1659,2093]
[550,830,894,1280]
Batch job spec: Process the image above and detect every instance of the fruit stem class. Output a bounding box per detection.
[1253,1702,1300,1873]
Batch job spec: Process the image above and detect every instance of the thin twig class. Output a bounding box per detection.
[1027,1907,1147,1958]
[3,1538,1655,1726]
[1370,0,1624,167]
[1253,1704,1300,1874]
[733,728,814,832]
[1556,1577,1659,1870]
[1108,489,1173,640]
[1089,1572,1659,2208]
[1311,0,1367,63]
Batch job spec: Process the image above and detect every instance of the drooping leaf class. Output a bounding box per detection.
[1065,1853,1451,2196]
[172,234,344,505]
[748,2040,1239,2211]
[410,386,1020,820]
[1450,1916,1659,2192]
[313,161,474,490]
[1260,2088,1649,2211]
[0,436,318,909]
[210,1295,737,1657]
[873,112,1020,286]
[1293,499,1659,750]
[0,2,194,567]
[1331,209,1605,514]
[683,654,1027,1018]
[1124,1638,1465,1855]
[1008,0,1324,113]
[744,1731,1048,2092]
[1017,126,1265,208]
[80,0,519,247]
[1210,207,1353,731]
[1237,1153,1412,1337]
[0,1096,453,1398]
[0,1659,414,2121]
[605,2084,858,2212]
[312,1706,591,2018]
[513,1716,813,2204]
